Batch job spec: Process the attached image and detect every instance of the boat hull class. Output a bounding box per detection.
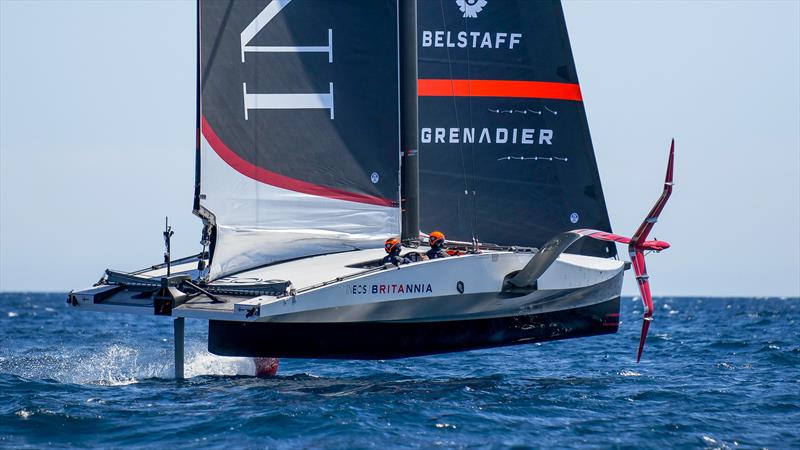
[208,295,620,359]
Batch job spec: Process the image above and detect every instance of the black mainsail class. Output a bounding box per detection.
[196,0,615,278]
[197,0,401,278]
[416,0,615,257]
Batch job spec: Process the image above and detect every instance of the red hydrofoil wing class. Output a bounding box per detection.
[576,139,675,362]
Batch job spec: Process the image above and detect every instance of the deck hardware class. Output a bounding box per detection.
[163,217,174,276]
[153,275,191,316]
[182,280,224,304]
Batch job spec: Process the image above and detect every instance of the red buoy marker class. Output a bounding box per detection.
[254,357,279,377]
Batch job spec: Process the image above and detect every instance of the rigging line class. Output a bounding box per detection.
[438,0,469,199]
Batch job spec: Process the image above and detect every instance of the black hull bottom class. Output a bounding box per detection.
[208,297,620,359]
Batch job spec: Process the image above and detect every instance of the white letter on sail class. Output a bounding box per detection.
[243,82,334,120]
[240,0,332,63]
[240,0,334,120]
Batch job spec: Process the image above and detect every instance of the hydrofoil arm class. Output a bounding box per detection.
[506,140,675,362]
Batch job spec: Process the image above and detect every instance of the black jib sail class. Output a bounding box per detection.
[197,0,401,278]
[416,0,615,257]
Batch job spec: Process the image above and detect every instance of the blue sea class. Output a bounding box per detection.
[1,293,798,449]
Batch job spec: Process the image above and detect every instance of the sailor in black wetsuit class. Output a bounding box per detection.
[382,238,412,266]
[425,231,448,260]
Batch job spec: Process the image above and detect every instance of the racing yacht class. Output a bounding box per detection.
[69,0,674,377]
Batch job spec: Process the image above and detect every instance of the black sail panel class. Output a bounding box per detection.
[199,0,401,278]
[416,0,615,257]
[201,0,399,202]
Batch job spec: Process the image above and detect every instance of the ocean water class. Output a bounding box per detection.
[0,294,798,449]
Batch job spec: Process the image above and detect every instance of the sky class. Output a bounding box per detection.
[1,0,798,297]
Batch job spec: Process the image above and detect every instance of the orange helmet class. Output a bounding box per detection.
[384,238,401,254]
[429,231,445,247]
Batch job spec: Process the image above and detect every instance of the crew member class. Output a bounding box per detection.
[382,238,411,266]
[426,231,448,260]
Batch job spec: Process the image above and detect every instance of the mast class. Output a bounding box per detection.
[193,0,201,213]
[400,0,420,244]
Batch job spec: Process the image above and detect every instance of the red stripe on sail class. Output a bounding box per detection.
[418,79,583,101]
[201,116,396,207]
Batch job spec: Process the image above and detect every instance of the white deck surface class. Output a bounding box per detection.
[212,248,391,289]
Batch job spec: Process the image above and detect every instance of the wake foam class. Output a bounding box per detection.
[182,342,254,379]
[1,341,256,385]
